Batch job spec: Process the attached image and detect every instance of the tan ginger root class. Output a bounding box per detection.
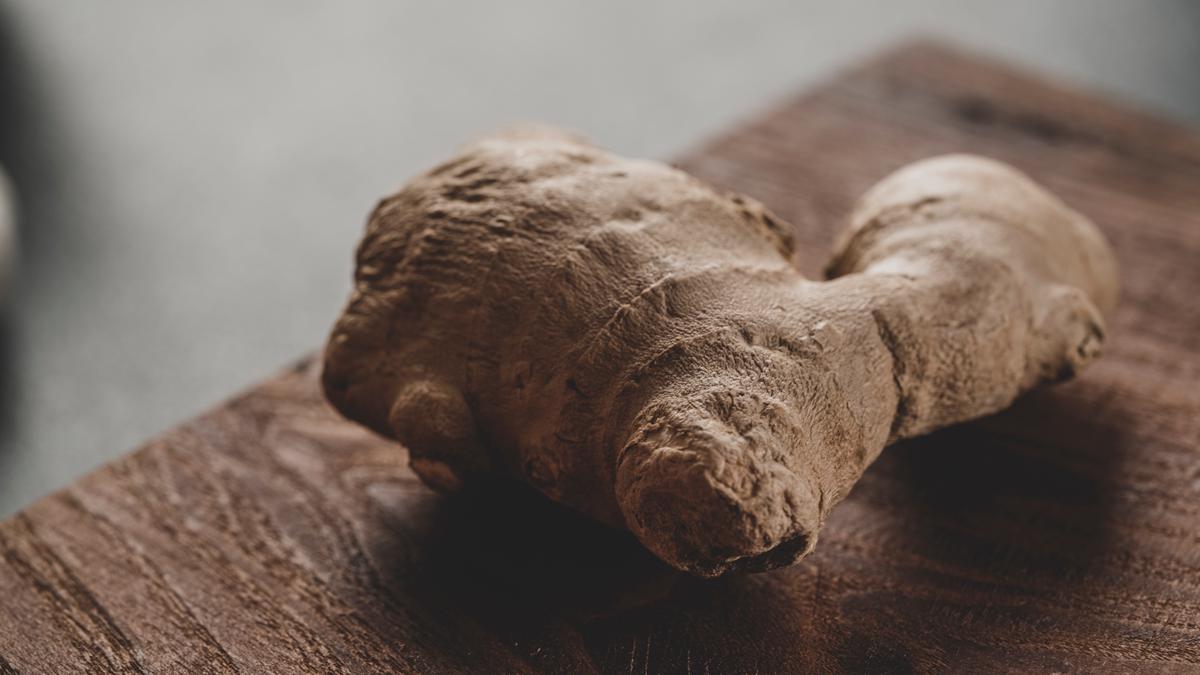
[323,128,1118,577]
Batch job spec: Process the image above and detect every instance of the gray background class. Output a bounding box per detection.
[0,1,1197,517]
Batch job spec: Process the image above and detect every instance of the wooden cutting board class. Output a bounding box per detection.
[2,41,1198,674]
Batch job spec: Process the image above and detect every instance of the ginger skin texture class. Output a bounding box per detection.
[323,128,1118,577]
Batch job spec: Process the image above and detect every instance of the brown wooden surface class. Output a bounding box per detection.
[2,41,1199,673]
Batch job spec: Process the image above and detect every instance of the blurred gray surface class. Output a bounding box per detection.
[0,1,1197,516]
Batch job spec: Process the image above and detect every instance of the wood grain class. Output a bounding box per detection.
[2,41,1199,673]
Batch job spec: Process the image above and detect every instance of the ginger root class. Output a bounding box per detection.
[323,128,1118,576]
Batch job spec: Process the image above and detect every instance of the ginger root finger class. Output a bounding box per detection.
[322,129,1118,577]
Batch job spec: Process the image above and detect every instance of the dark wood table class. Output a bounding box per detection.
[2,41,1198,673]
